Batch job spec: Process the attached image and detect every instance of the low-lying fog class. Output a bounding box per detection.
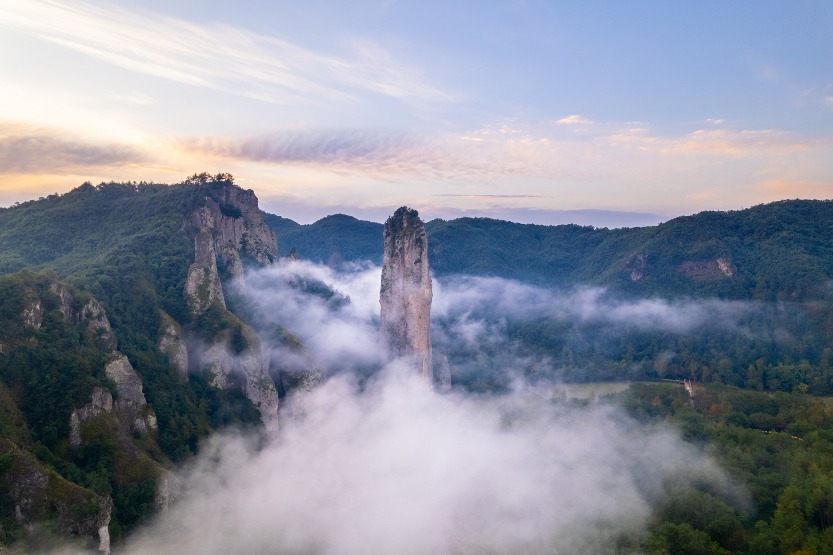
[120,261,752,554]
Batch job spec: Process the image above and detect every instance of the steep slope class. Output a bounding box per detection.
[0,270,173,551]
[0,174,292,547]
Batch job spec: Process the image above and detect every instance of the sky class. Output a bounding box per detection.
[1,0,832,225]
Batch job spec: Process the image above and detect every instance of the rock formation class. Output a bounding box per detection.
[187,184,278,280]
[185,229,226,314]
[19,281,116,352]
[380,207,433,386]
[158,311,189,378]
[184,182,281,433]
[0,438,112,553]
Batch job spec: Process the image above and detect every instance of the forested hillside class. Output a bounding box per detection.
[268,200,833,301]
[0,176,277,548]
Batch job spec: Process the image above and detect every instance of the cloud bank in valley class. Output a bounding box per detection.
[117,261,754,554]
[122,369,739,555]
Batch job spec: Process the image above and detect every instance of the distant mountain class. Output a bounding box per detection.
[263,212,383,267]
[265,200,833,301]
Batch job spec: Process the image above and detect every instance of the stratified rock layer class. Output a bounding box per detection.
[380,207,433,385]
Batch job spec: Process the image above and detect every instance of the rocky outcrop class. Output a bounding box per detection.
[182,182,281,432]
[198,322,280,434]
[69,387,114,448]
[20,281,116,351]
[680,257,737,279]
[0,438,112,553]
[80,298,117,351]
[624,253,647,282]
[155,470,182,513]
[158,311,189,377]
[185,229,226,314]
[187,184,279,280]
[104,354,158,435]
[380,207,433,386]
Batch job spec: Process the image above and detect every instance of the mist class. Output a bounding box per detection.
[115,262,759,553]
[122,367,740,554]
[228,261,768,390]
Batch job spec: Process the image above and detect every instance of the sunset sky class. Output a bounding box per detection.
[1,0,832,225]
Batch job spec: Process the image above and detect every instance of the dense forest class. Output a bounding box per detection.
[267,200,833,301]
[612,382,833,554]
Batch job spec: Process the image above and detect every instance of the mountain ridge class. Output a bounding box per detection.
[264,198,833,301]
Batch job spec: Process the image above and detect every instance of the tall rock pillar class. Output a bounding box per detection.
[380,207,433,386]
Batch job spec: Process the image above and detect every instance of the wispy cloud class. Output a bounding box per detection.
[557,114,593,125]
[0,121,144,174]
[1,0,453,106]
[435,194,548,199]
[176,129,539,179]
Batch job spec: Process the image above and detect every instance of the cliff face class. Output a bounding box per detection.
[187,185,278,280]
[380,207,433,385]
[183,182,281,433]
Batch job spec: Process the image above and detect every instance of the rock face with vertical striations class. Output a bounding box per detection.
[183,180,281,433]
[380,207,433,386]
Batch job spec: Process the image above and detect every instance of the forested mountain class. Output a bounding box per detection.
[269,199,833,301]
[0,175,300,550]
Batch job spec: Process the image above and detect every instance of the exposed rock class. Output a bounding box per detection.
[187,184,279,279]
[158,311,189,378]
[21,299,43,329]
[48,281,75,320]
[104,354,157,435]
[80,298,117,351]
[185,229,226,314]
[197,322,280,435]
[716,257,737,277]
[155,471,182,513]
[21,279,117,351]
[183,182,281,432]
[286,246,299,261]
[70,387,114,448]
[680,257,738,280]
[380,206,433,386]
[0,438,112,553]
[105,354,147,406]
[624,253,647,281]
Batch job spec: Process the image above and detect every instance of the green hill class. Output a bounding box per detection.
[264,200,833,301]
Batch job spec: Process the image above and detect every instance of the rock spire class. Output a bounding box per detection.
[380,207,433,386]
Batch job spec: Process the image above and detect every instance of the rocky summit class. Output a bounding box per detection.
[380,207,433,386]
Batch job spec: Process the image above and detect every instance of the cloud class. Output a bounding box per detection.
[1,0,452,106]
[0,121,144,174]
[236,261,385,375]
[121,369,739,554]
[435,194,548,199]
[176,129,537,180]
[557,114,593,125]
[106,260,762,553]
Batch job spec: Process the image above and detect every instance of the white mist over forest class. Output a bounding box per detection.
[102,261,755,554]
